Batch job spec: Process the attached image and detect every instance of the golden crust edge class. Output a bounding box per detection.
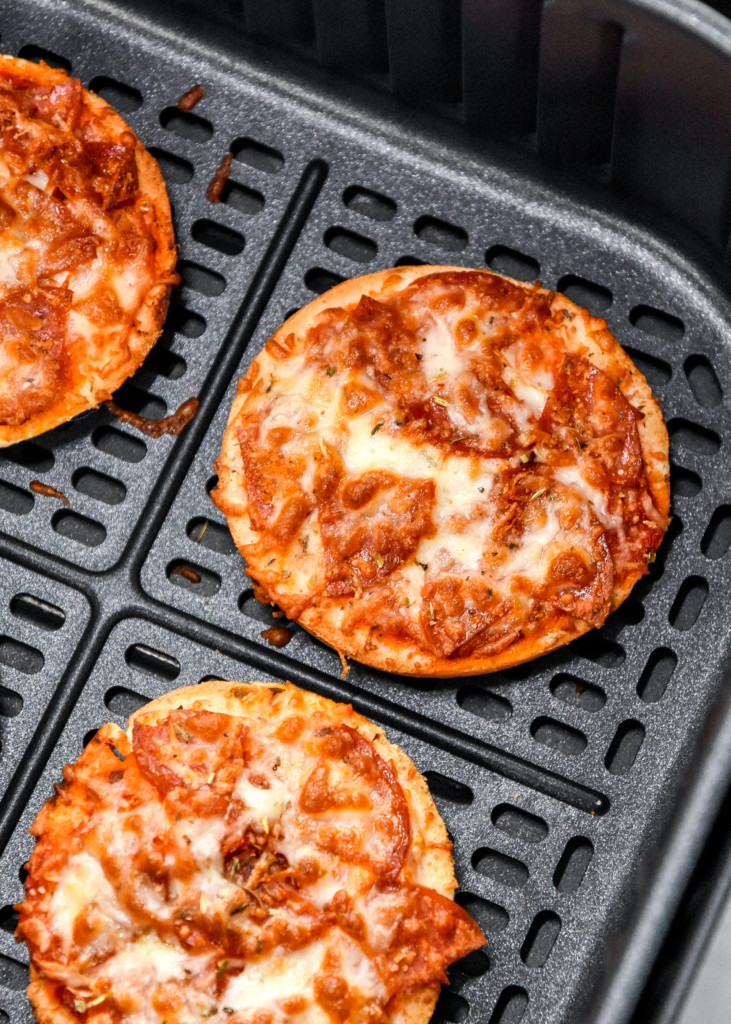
[214,265,670,677]
[0,57,177,447]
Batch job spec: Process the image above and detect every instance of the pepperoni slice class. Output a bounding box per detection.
[133,710,248,816]
[298,725,411,883]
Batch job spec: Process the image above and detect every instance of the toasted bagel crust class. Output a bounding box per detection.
[0,56,176,446]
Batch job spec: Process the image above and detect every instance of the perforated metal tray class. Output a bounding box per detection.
[2,2,731,1023]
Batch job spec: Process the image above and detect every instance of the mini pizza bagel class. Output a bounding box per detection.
[16,680,485,1024]
[0,55,176,445]
[213,266,670,676]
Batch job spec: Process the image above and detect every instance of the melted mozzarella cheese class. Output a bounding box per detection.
[234,773,289,824]
[419,315,469,383]
[343,416,440,479]
[553,465,621,531]
[222,942,328,1018]
[50,851,131,949]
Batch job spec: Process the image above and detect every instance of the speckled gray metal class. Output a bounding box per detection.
[2,2,731,1024]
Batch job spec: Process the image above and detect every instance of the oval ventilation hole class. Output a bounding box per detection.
[609,596,644,630]
[0,950,29,991]
[0,440,54,472]
[72,468,126,506]
[0,905,18,935]
[178,259,226,297]
[669,575,708,631]
[553,836,593,893]
[52,510,106,547]
[637,647,677,703]
[424,771,474,806]
[124,643,180,681]
[486,245,539,281]
[457,686,512,722]
[105,685,151,717]
[167,560,221,596]
[239,590,280,626]
[452,949,489,977]
[394,255,427,267]
[671,463,702,499]
[168,303,206,338]
[455,892,508,933]
[685,354,722,407]
[556,274,612,314]
[148,147,194,185]
[0,636,43,675]
[571,632,625,667]
[606,720,645,775]
[623,346,672,387]
[492,804,548,844]
[521,910,562,968]
[550,673,606,713]
[89,76,142,112]
[10,593,65,631]
[82,727,100,749]
[160,106,213,143]
[92,425,147,463]
[113,382,167,420]
[630,304,684,341]
[0,685,23,717]
[0,480,34,515]
[192,219,245,256]
[304,267,345,295]
[433,990,469,1023]
[232,137,284,174]
[220,180,265,216]
[343,185,396,222]
[473,848,529,888]
[18,44,71,71]
[414,215,467,252]
[324,226,377,264]
[186,517,236,555]
[531,717,587,757]
[489,986,529,1024]
[145,348,187,381]
[702,506,731,559]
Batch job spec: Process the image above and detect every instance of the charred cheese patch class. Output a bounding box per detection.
[213,266,670,677]
[17,681,483,1024]
[0,55,176,446]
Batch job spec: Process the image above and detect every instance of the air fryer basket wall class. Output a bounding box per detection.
[1,3,731,1024]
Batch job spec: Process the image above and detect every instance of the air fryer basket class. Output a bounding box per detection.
[2,2,731,1023]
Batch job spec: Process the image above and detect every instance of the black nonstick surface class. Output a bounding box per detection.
[2,2,731,1023]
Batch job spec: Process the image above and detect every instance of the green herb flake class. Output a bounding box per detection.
[519,453,531,464]
[74,1000,87,1014]
[326,365,336,377]
[451,434,478,444]
[173,723,192,743]
[216,959,230,981]
[374,553,384,568]
[281,569,292,579]
[224,1011,235,1017]
[201,1008,218,1018]
[371,422,383,435]
[562,309,574,321]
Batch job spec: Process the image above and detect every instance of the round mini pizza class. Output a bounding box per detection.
[213,266,670,677]
[0,55,176,446]
[16,680,485,1024]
